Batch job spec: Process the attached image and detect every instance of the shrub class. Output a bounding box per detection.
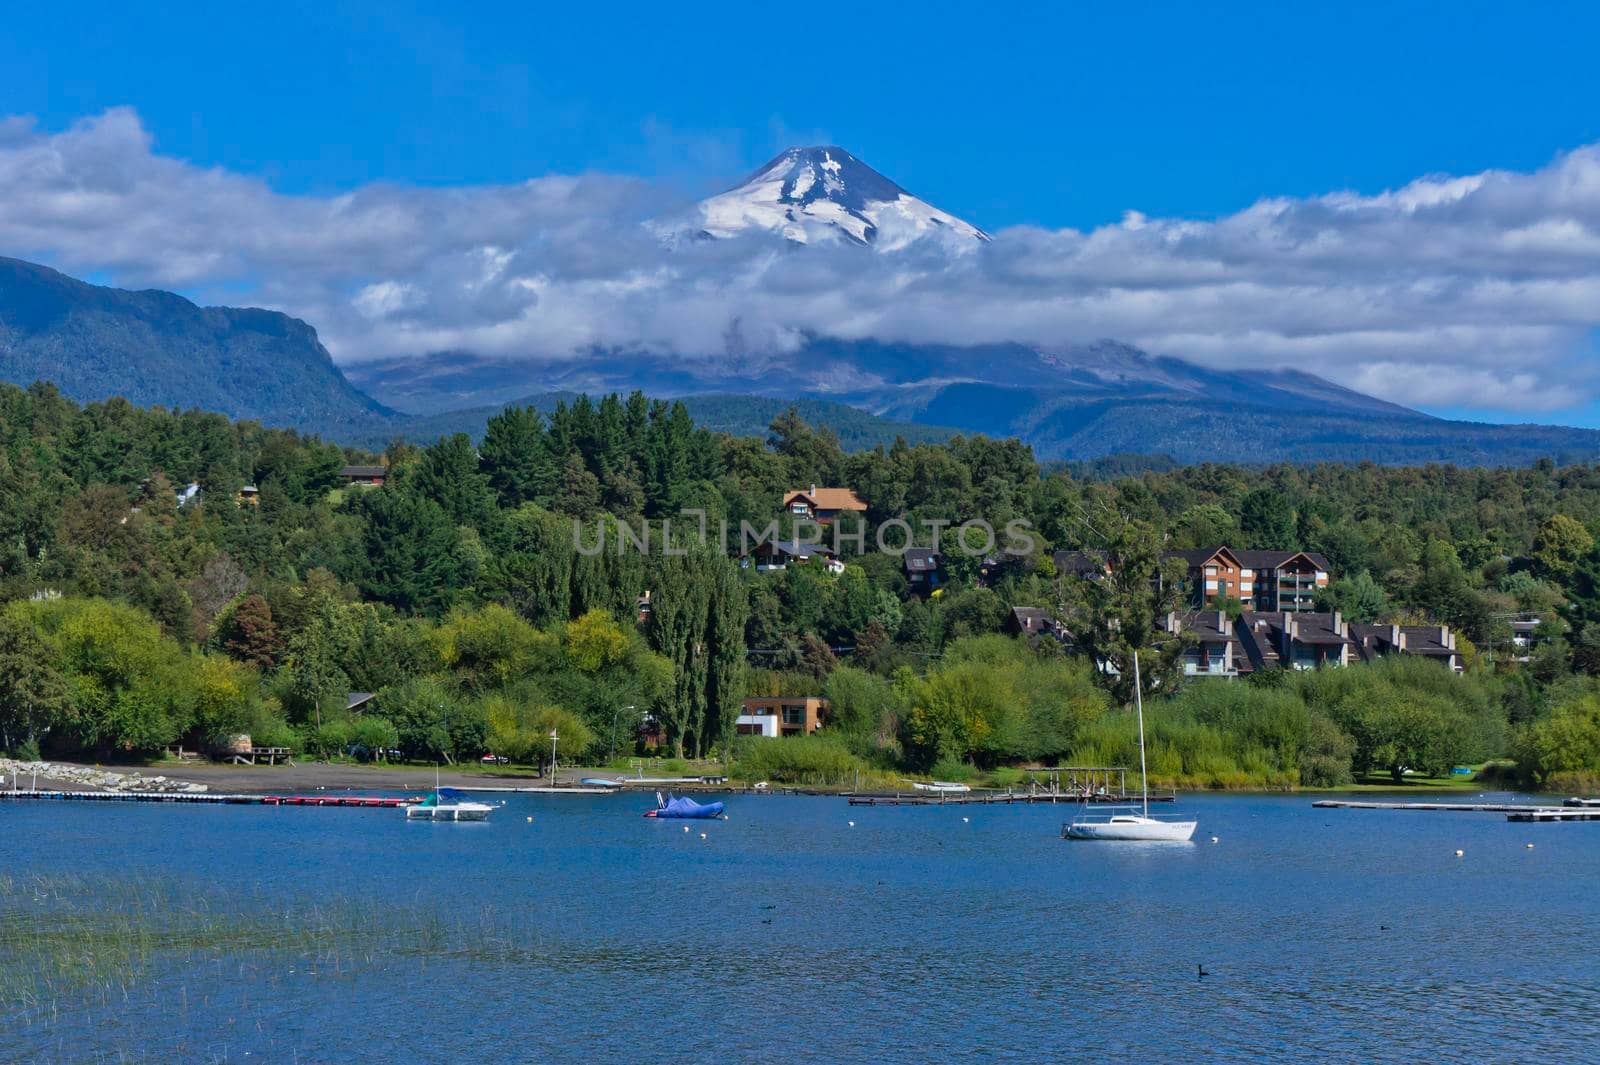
[732,735,865,785]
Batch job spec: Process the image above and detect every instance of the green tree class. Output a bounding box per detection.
[1530,514,1594,583]
[1054,518,1188,704]
[0,615,72,754]
[480,406,553,507]
[1317,569,1388,622]
[1240,488,1296,550]
[221,594,282,669]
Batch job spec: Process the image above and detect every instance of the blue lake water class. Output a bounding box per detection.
[3,791,1600,1063]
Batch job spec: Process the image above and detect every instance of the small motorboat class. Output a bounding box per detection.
[581,777,625,789]
[911,780,971,793]
[644,793,725,819]
[405,786,498,822]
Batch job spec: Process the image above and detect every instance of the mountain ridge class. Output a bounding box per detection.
[0,256,395,434]
[3,254,1598,466]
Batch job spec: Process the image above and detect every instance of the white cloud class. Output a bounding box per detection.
[2,108,1600,416]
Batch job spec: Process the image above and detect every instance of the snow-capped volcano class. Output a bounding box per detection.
[679,146,988,250]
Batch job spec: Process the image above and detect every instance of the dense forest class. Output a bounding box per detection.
[3,379,1600,790]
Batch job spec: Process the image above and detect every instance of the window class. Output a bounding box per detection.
[781,704,806,726]
[1205,565,1218,576]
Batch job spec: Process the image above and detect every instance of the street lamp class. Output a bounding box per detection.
[548,728,559,782]
[609,704,638,763]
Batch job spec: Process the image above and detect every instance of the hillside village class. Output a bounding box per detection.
[0,382,1592,789]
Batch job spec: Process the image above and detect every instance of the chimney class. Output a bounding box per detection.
[1392,624,1405,651]
[810,483,817,497]
[1217,608,1226,633]
[1332,610,1343,636]
[1439,625,1449,647]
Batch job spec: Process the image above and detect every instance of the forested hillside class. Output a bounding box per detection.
[4,380,1600,789]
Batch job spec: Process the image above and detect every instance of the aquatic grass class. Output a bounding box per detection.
[0,873,469,1019]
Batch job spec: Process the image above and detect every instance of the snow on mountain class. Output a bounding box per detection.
[671,146,989,251]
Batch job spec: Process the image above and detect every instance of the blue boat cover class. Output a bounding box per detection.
[656,795,725,819]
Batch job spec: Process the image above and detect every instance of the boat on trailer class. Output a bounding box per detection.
[1065,654,1197,843]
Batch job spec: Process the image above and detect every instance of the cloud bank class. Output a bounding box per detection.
[3,108,1599,414]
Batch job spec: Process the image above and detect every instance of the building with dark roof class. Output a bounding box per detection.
[1350,622,1463,672]
[740,538,839,572]
[339,465,389,487]
[1167,546,1332,613]
[903,547,943,594]
[1165,609,1250,677]
[1237,610,1355,671]
[1006,606,1073,645]
[1052,549,1110,580]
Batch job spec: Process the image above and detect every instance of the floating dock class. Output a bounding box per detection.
[845,791,1174,807]
[1506,807,1600,822]
[0,790,417,808]
[1313,800,1548,813]
[1313,798,1600,824]
[457,780,624,786]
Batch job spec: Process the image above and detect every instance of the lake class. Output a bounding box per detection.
[3,791,1599,1063]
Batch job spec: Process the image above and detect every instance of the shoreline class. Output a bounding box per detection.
[0,758,1555,799]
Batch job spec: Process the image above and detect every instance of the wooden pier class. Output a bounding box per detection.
[0,790,417,808]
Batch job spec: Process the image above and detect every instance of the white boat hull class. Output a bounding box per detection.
[1066,816,1197,842]
[406,802,494,822]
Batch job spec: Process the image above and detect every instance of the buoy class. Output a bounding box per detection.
[1455,849,1464,857]
[1210,836,1219,844]
[699,832,707,840]
[962,816,970,823]
[1527,842,1535,849]
[526,816,532,823]
[847,820,855,827]
[683,825,690,833]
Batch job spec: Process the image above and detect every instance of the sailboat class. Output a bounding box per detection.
[404,767,499,822]
[1066,653,1197,842]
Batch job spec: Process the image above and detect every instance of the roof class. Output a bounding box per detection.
[1231,549,1331,571]
[1170,547,1331,572]
[1172,610,1234,641]
[1169,546,1242,567]
[744,538,836,560]
[1398,625,1456,655]
[1009,607,1072,641]
[346,692,376,711]
[1349,622,1457,662]
[784,487,867,511]
[340,465,389,478]
[1052,549,1107,576]
[1243,611,1351,646]
[904,548,942,570]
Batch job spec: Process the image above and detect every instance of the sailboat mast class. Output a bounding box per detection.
[1134,652,1148,818]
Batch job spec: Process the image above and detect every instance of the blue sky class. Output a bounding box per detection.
[3,1,1600,426]
[7,1,1598,229]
